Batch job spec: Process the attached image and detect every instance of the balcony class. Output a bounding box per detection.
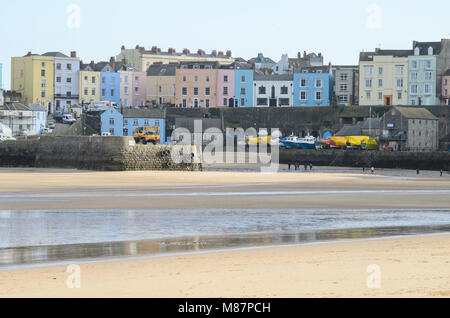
[54,94,79,99]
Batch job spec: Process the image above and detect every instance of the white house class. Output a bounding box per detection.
[253,74,294,107]
[272,54,292,75]
[0,103,36,136]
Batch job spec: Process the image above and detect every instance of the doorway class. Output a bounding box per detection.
[384,95,392,106]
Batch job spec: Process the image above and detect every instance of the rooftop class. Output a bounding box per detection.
[394,107,438,120]
[122,108,166,119]
[146,64,177,76]
[254,73,293,81]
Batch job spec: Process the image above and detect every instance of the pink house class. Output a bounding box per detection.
[442,71,450,105]
[132,72,147,107]
[217,68,235,107]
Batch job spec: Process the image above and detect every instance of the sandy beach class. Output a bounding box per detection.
[1,167,450,298]
[1,234,449,298]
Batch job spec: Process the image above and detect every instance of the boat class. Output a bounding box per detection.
[298,135,317,150]
[281,135,300,148]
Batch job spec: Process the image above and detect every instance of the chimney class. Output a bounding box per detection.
[139,46,145,53]
[121,45,126,51]
[318,53,322,58]
[303,51,307,58]
[226,50,232,57]
[26,51,32,57]
[151,46,158,53]
[168,48,176,54]
[182,48,190,55]
[212,50,217,56]
[218,51,224,56]
[110,56,115,70]
[157,48,161,53]
[197,49,204,56]
[70,51,77,58]
[90,60,95,68]
[298,52,301,59]
[136,45,140,49]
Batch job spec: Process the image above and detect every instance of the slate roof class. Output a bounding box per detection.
[296,65,331,74]
[254,73,293,81]
[361,118,381,129]
[27,104,46,112]
[0,103,31,111]
[146,64,177,76]
[360,49,413,61]
[42,52,69,58]
[395,107,438,120]
[412,41,442,55]
[122,108,166,119]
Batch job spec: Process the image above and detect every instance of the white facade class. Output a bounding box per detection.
[0,122,12,138]
[54,55,80,111]
[0,106,34,136]
[253,77,293,107]
[272,54,291,74]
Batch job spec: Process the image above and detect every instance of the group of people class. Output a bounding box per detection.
[288,162,313,171]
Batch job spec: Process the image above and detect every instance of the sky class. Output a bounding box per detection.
[0,0,449,90]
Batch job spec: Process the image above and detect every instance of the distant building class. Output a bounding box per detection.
[43,51,80,112]
[0,103,37,136]
[272,54,291,75]
[117,45,234,72]
[79,61,101,106]
[100,106,166,142]
[28,104,47,135]
[333,65,359,106]
[408,43,440,105]
[175,61,218,108]
[97,58,121,105]
[288,51,324,70]
[359,49,411,106]
[253,74,293,107]
[217,66,235,107]
[116,62,147,108]
[0,122,12,138]
[146,64,177,106]
[249,53,276,71]
[293,65,334,107]
[442,70,450,105]
[234,64,254,108]
[11,52,55,112]
[380,106,439,152]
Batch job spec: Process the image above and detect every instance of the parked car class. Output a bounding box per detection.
[42,128,53,134]
[62,114,77,125]
[101,132,112,136]
[47,121,56,129]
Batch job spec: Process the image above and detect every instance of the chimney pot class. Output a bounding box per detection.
[218,51,224,56]
[212,50,217,56]
[121,45,126,50]
[226,50,232,57]
[70,51,77,58]
[27,51,32,56]
[90,60,95,68]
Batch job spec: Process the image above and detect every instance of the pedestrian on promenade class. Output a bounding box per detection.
[417,169,420,175]
[363,167,366,173]
[310,163,313,171]
[304,163,308,171]
[441,169,443,177]
[371,167,375,175]
[288,163,291,171]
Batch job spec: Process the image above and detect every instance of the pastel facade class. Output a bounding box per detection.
[333,65,359,106]
[79,66,100,105]
[217,68,235,107]
[28,104,47,135]
[11,53,55,112]
[100,72,120,105]
[146,64,177,106]
[234,68,254,107]
[175,62,217,108]
[117,46,234,72]
[44,52,80,111]
[408,46,438,105]
[359,49,411,106]
[253,74,293,107]
[293,66,334,107]
[442,71,450,105]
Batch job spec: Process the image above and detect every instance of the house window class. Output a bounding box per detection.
[111,77,115,85]
[205,99,210,108]
[398,92,402,100]
[206,76,210,82]
[41,91,46,98]
[340,73,348,81]
[280,86,288,94]
[84,76,88,83]
[182,87,187,96]
[366,92,371,100]
[339,95,349,103]
[279,98,290,106]
[41,62,45,67]
[424,71,432,81]
[425,60,432,69]
[396,79,404,88]
[41,80,46,88]
[300,91,307,100]
[102,77,106,84]
[378,79,383,88]
[92,77,96,83]
[257,98,268,106]
[92,88,96,95]
[340,84,348,92]
[133,120,139,126]
[223,98,227,106]
[364,66,373,76]
[111,89,115,97]
[224,76,228,82]
[182,99,187,107]
[223,87,228,96]
[411,72,418,81]
[193,87,199,96]
[144,120,149,126]
[412,61,417,69]
[183,76,187,82]
[102,89,106,97]
[378,92,383,100]
[109,118,115,125]
[67,77,72,83]
[378,67,383,75]
[315,91,322,100]
[124,86,129,95]
[41,70,46,77]
[109,128,114,135]
[259,86,266,94]
[84,88,88,95]
[241,76,246,82]
[300,79,307,87]
[424,84,431,94]
[67,64,72,70]
[241,87,246,95]
[365,79,372,88]
[135,76,139,84]
[205,87,210,96]
[411,85,418,94]
[241,99,245,106]
[124,76,129,83]
[396,65,404,75]
[155,120,160,126]
[135,87,139,95]
[56,63,62,70]
[194,76,198,82]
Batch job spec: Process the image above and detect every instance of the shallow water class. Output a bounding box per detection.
[1,208,450,268]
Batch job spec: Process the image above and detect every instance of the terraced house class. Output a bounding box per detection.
[293,65,334,107]
[11,52,55,112]
[116,61,147,108]
[79,61,100,105]
[359,49,411,106]
[175,62,218,108]
[253,74,293,107]
[146,64,177,106]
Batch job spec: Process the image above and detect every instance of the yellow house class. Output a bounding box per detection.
[359,49,411,106]
[117,45,234,72]
[11,53,55,111]
[78,62,100,105]
[146,64,177,106]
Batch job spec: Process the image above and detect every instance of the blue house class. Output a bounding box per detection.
[100,72,121,105]
[234,68,254,107]
[293,65,334,107]
[101,107,166,143]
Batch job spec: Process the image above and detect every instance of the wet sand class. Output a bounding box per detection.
[1,234,449,298]
[1,167,450,297]
[1,167,450,210]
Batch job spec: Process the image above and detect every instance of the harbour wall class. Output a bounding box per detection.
[280,149,450,171]
[0,136,201,171]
